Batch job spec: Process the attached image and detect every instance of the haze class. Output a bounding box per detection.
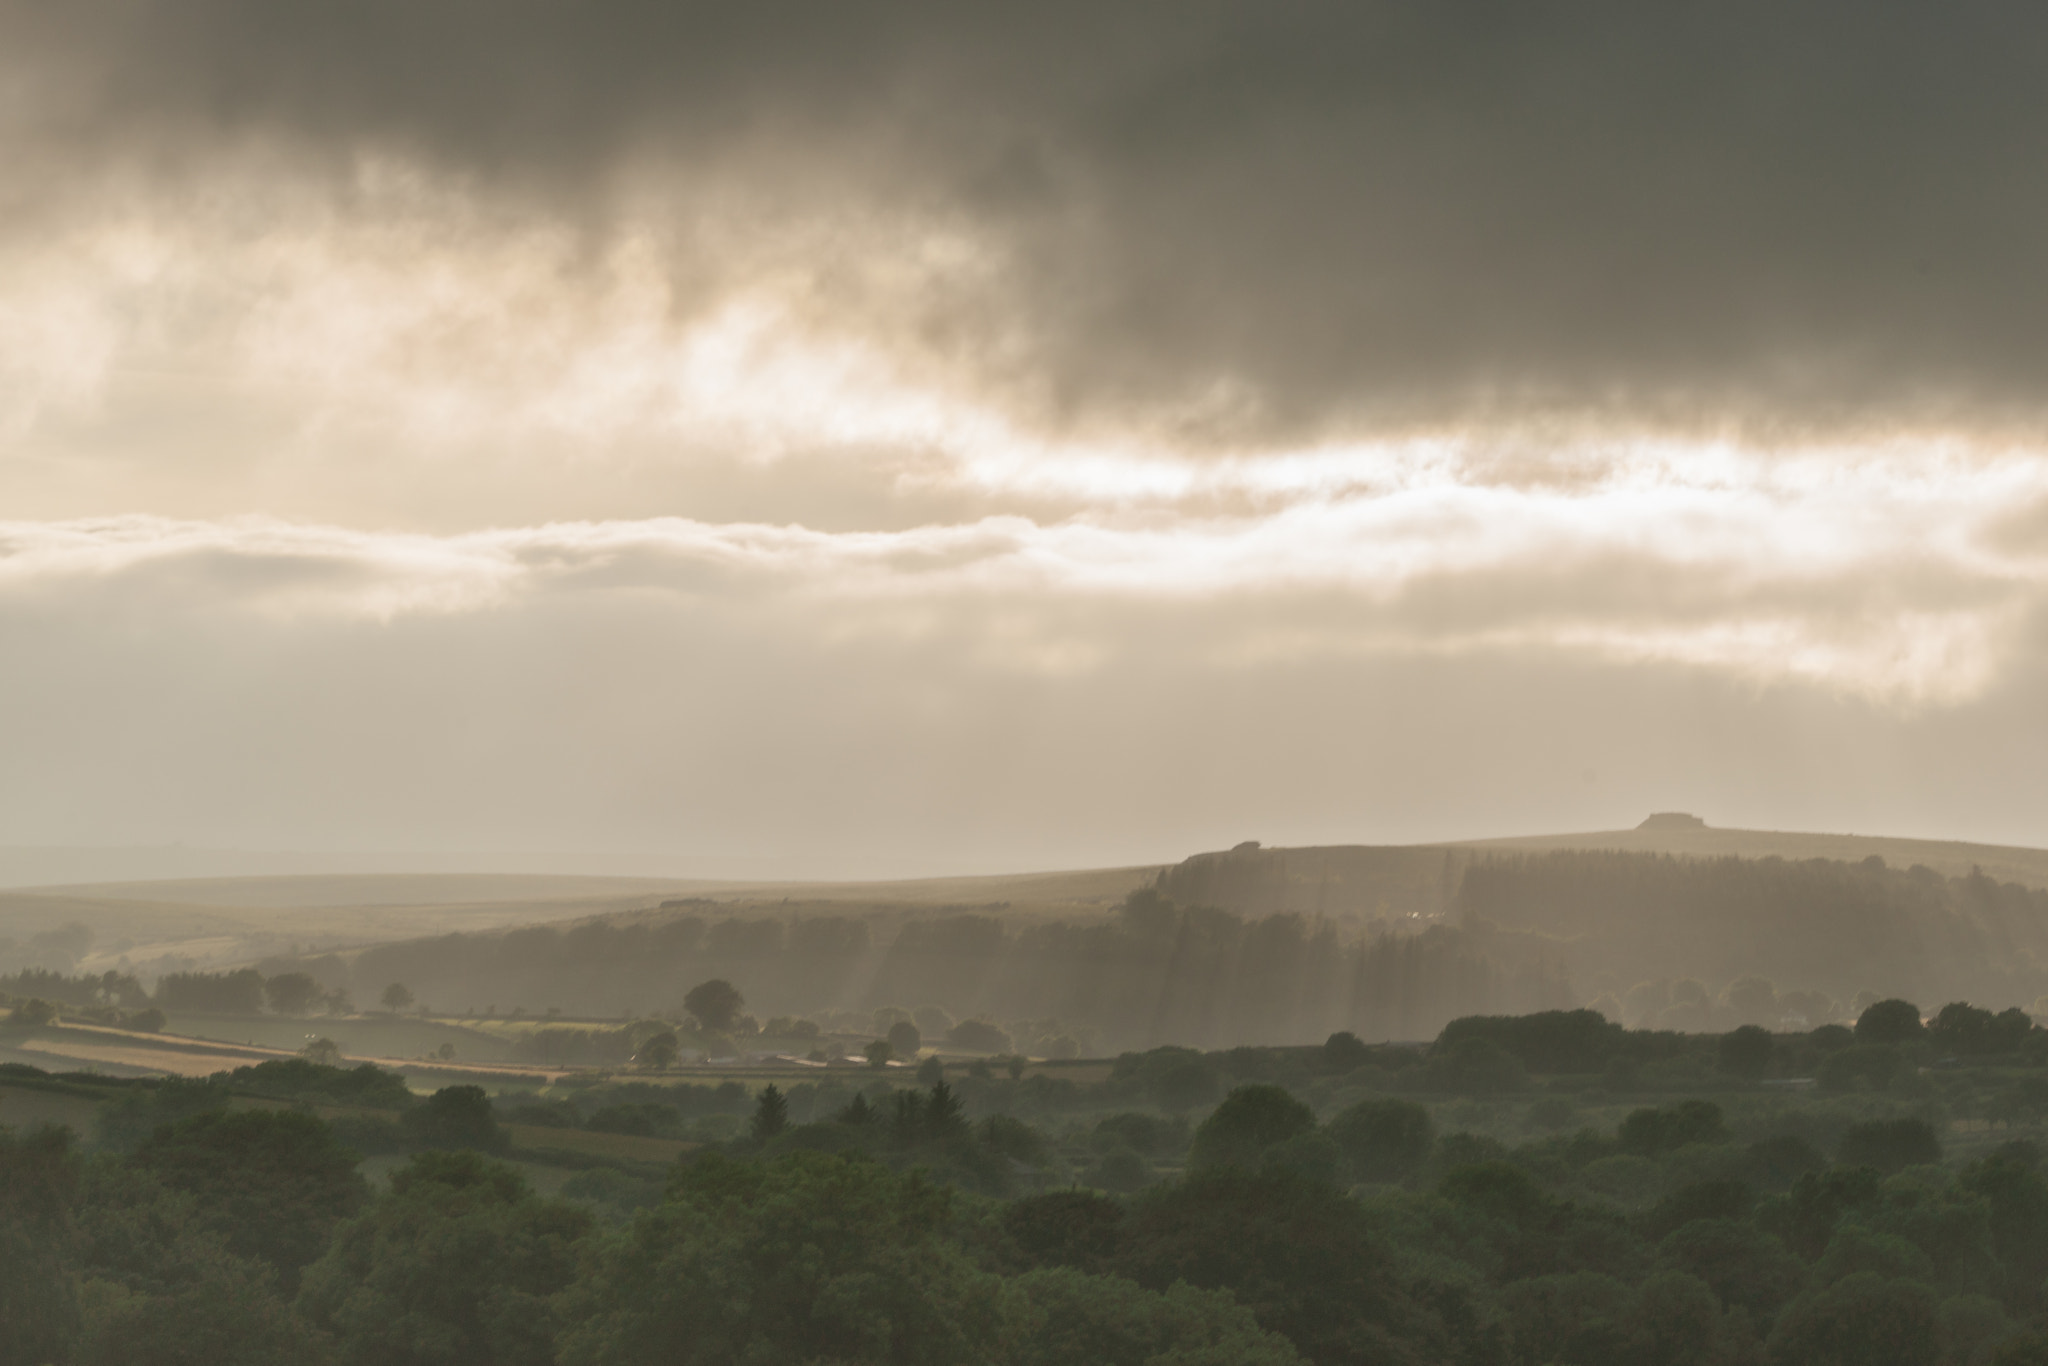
[4,3,2047,877]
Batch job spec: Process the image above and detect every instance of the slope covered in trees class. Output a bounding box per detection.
[14,998,2048,1365]
[224,851,2048,1053]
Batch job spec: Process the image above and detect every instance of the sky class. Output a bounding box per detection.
[3,2,2047,878]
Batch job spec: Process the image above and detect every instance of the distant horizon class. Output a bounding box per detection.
[9,811,2048,893]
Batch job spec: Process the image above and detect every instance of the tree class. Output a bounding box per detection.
[264,972,321,1016]
[1004,1265,1304,1366]
[76,1243,330,1366]
[1322,1031,1372,1073]
[1657,1218,1806,1319]
[1818,1044,1904,1093]
[403,1085,508,1153]
[132,1109,367,1290]
[1114,1168,1447,1366]
[555,1152,1005,1366]
[298,1151,591,1366]
[947,1018,1012,1053]
[865,1039,893,1069]
[1856,999,1924,1045]
[1325,1098,1434,1183]
[887,1019,923,1058]
[915,1055,945,1086]
[1719,1024,1774,1078]
[380,982,415,1013]
[10,997,57,1027]
[300,1037,343,1067]
[1765,1272,1938,1366]
[0,1125,82,1365]
[637,1031,679,1069]
[1836,1118,1942,1173]
[1188,1085,1315,1172]
[683,979,744,1033]
[751,1085,790,1143]
[1618,1101,1727,1156]
[1153,1057,1222,1114]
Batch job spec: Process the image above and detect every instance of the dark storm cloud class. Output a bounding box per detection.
[10,1,2048,437]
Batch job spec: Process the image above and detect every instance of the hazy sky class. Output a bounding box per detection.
[4,2,2047,876]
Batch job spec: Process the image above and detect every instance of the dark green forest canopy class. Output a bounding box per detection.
[11,994,2048,1364]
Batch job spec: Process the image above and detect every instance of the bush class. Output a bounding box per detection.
[1766,1272,1937,1366]
[1719,1025,1774,1078]
[1618,1101,1727,1156]
[401,1085,507,1152]
[1818,1045,1904,1093]
[1188,1085,1316,1172]
[1325,1098,1434,1183]
[947,1019,1013,1053]
[1436,1009,1627,1073]
[1855,999,1924,1045]
[1836,1118,1942,1173]
[1413,1037,1530,1094]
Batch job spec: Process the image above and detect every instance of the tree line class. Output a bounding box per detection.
[15,994,2048,1364]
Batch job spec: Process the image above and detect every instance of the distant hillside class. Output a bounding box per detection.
[1154,821,2048,920]
[4,865,1160,982]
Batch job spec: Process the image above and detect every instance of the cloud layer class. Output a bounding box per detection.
[4,4,2048,866]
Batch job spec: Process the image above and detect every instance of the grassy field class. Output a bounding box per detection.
[160,1012,518,1063]
[1461,824,2048,889]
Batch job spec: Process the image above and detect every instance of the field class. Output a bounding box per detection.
[160,1012,520,1064]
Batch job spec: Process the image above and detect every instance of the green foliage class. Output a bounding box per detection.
[0,1125,82,1362]
[77,1245,331,1366]
[560,1152,1004,1366]
[401,1084,508,1152]
[1856,998,1925,1045]
[1188,1084,1315,1172]
[132,1109,366,1288]
[1766,1271,1939,1366]
[1090,1111,1186,1160]
[229,1058,416,1111]
[1004,1265,1305,1366]
[1116,1169,1452,1365]
[298,1151,591,1366]
[1415,1036,1532,1094]
[1619,1101,1727,1156]
[156,968,266,1014]
[1837,1118,1942,1173]
[1743,1134,1828,1191]
[947,1018,1012,1053]
[264,972,322,1016]
[634,1030,678,1068]
[1758,1167,1884,1259]
[887,1019,923,1057]
[1438,1009,1628,1074]
[1818,1043,1905,1092]
[1717,1024,1774,1078]
[682,978,743,1032]
[1322,1031,1373,1073]
[1326,1097,1435,1184]
[750,1083,789,1142]
[1657,1218,1806,1318]
[1003,1189,1128,1274]
[1640,1179,1754,1241]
